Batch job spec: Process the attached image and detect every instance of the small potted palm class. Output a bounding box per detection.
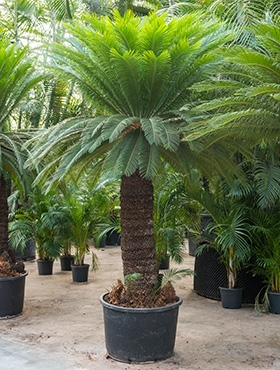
[197,207,252,309]
[9,188,63,275]
[154,170,201,269]
[35,221,62,275]
[61,184,111,282]
[49,202,75,271]
[59,243,74,271]
[251,210,280,314]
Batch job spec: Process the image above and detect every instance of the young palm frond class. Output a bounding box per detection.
[160,268,194,288]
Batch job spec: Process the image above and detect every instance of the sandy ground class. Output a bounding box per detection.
[1,245,280,370]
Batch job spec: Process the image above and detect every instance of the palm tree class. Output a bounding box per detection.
[0,38,43,272]
[26,10,240,306]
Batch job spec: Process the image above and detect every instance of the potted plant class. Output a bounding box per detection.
[9,187,63,275]
[26,10,236,362]
[197,206,252,309]
[154,170,201,269]
[49,198,75,271]
[59,243,74,271]
[60,184,111,282]
[251,210,280,314]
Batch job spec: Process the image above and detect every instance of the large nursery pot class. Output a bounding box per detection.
[71,264,89,282]
[194,248,265,304]
[0,272,28,319]
[100,293,182,363]
[37,259,54,275]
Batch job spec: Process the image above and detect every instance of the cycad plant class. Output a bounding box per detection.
[26,10,236,306]
[188,21,280,146]
[0,38,43,275]
[208,0,280,46]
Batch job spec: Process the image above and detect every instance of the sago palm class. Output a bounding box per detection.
[0,39,43,272]
[26,10,237,306]
[187,21,280,145]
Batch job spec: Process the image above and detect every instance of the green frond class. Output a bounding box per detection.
[103,140,127,177]
[254,160,280,209]
[109,48,142,116]
[141,117,162,146]
[240,84,280,97]
[139,141,161,179]
[228,51,280,82]
[101,115,135,142]
[0,40,44,127]
[117,129,143,176]
[254,22,280,54]
[161,268,194,288]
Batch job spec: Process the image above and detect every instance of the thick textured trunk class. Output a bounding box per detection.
[0,175,9,256]
[120,170,158,298]
[0,175,19,267]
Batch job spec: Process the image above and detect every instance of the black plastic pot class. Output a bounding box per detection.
[60,255,74,271]
[71,264,89,282]
[0,272,28,319]
[188,213,212,256]
[194,248,265,304]
[37,259,54,275]
[159,254,170,270]
[14,241,36,261]
[106,231,121,246]
[100,293,182,363]
[219,287,243,309]
[268,291,280,314]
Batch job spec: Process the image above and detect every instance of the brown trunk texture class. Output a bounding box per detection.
[120,170,158,298]
[0,175,21,274]
[0,175,9,255]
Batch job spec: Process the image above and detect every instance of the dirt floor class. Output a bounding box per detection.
[1,244,280,370]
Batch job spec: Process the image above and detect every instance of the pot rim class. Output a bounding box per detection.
[268,291,280,295]
[71,263,90,268]
[100,292,182,313]
[219,286,243,291]
[0,271,28,282]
